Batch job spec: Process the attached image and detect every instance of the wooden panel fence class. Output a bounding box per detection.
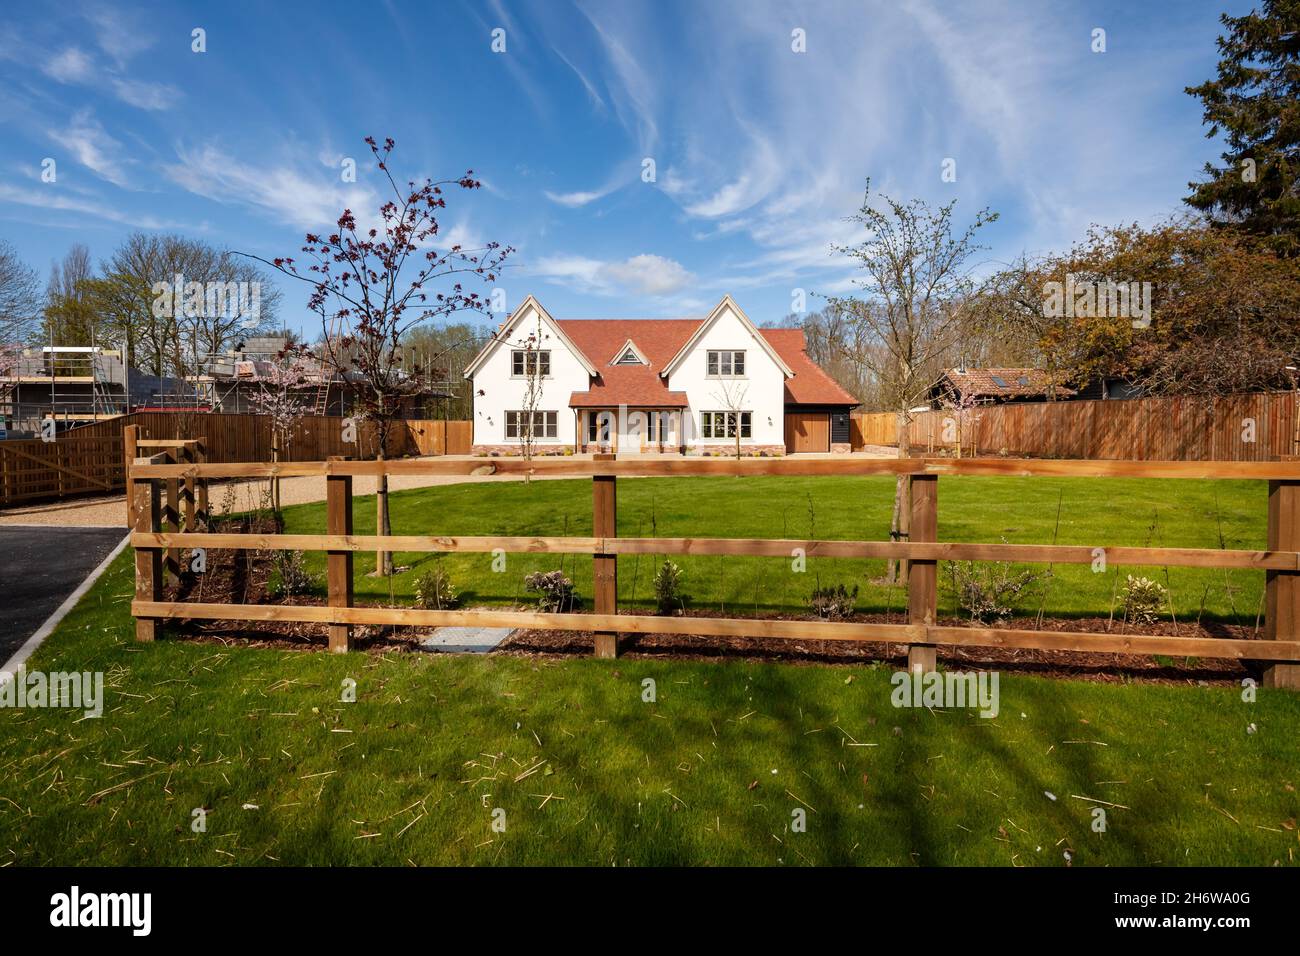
[125,453,1300,688]
[0,435,123,505]
[0,413,472,508]
[853,391,1300,461]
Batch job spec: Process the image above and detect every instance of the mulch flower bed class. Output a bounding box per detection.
[157,522,1262,687]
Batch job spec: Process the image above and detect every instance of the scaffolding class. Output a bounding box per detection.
[0,346,130,435]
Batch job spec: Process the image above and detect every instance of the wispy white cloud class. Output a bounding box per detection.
[23,28,179,111]
[165,142,378,231]
[577,3,658,149]
[42,47,93,84]
[561,0,1198,299]
[50,109,130,187]
[109,77,181,111]
[544,184,616,208]
[531,252,692,297]
[0,181,175,229]
[85,6,155,66]
[435,218,483,250]
[555,46,605,111]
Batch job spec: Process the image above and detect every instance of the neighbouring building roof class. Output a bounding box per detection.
[935,367,1076,401]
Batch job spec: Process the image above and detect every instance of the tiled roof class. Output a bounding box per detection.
[759,329,859,406]
[553,318,858,409]
[559,319,698,408]
[938,368,1076,399]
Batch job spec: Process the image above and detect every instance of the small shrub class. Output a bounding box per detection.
[809,583,858,620]
[1122,575,1167,625]
[653,559,687,615]
[269,550,319,597]
[414,565,459,609]
[945,560,1047,624]
[525,570,578,612]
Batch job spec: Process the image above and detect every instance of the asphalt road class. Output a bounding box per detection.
[0,526,126,664]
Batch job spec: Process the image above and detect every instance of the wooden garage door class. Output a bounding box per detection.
[784,412,829,453]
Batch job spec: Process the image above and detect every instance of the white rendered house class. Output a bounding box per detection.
[463,295,858,455]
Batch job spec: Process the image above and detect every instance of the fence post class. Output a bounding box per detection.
[124,425,139,528]
[133,477,162,642]
[326,457,354,653]
[907,473,938,673]
[195,437,209,530]
[592,452,618,658]
[182,443,196,535]
[1263,479,1300,689]
[164,447,180,582]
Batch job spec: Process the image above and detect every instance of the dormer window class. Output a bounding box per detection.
[707,350,745,377]
[611,340,648,366]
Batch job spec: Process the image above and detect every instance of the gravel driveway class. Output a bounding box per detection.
[0,471,552,528]
[0,450,895,528]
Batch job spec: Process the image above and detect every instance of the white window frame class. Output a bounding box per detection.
[700,410,751,439]
[511,350,551,378]
[505,410,558,440]
[706,350,746,377]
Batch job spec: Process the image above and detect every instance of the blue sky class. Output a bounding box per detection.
[0,0,1246,338]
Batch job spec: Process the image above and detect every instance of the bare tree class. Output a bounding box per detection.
[83,233,282,379]
[0,240,41,345]
[512,313,549,465]
[826,180,997,582]
[708,376,750,459]
[43,245,98,346]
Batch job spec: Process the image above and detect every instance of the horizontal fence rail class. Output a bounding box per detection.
[130,602,1300,663]
[127,454,1300,481]
[123,448,1300,688]
[130,532,1300,571]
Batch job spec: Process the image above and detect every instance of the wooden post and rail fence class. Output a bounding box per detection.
[122,446,1300,688]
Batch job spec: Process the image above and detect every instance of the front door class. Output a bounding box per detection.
[620,410,646,453]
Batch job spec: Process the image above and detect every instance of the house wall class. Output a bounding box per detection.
[665,302,786,451]
[471,302,588,451]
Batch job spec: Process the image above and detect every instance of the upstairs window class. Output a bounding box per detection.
[511,350,550,377]
[706,350,745,377]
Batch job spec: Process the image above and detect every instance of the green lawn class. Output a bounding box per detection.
[285,474,1267,622]
[1,475,1296,866]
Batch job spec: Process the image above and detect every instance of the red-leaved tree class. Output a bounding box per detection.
[249,137,512,576]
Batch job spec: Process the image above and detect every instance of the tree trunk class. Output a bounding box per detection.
[375,436,392,576]
[271,431,281,515]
